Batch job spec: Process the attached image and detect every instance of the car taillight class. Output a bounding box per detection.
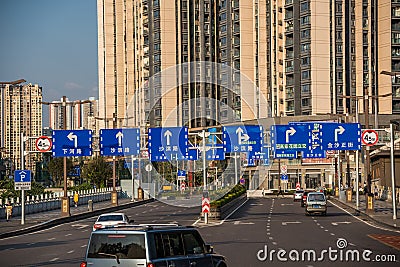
[93,224,103,230]
[147,263,155,267]
[80,262,87,267]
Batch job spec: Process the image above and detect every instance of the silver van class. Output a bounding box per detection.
[80,224,227,267]
[305,192,327,216]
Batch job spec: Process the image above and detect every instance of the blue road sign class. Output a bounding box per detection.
[205,145,225,160]
[52,130,92,157]
[188,144,199,160]
[223,125,263,153]
[271,125,310,151]
[281,174,288,181]
[177,170,186,178]
[321,123,361,150]
[289,122,326,158]
[100,128,140,156]
[148,127,188,161]
[68,165,81,177]
[14,170,31,183]
[274,150,297,159]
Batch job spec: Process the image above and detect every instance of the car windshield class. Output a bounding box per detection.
[308,194,325,201]
[87,233,146,259]
[98,215,124,222]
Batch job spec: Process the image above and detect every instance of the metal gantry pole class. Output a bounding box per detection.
[390,123,397,220]
[202,130,208,224]
[131,155,135,201]
[356,150,360,210]
[20,132,25,225]
[234,152,238,185]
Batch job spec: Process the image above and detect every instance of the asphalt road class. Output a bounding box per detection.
[0,198,399,267]
[0,201,199,267]
[199,197,400,267]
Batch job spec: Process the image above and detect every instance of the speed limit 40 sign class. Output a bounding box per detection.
[361,129,378,146]
[35,136,52,152]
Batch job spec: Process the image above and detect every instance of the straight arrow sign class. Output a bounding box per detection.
[164,130,172,146]
[116,131,123,146]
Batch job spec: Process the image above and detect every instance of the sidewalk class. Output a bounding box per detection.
[330,194,400,230]
[0,197,153,239]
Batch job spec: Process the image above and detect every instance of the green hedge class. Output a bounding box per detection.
[210,184,246,208]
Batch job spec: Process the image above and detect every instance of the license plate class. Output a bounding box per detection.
[312,204,320,208]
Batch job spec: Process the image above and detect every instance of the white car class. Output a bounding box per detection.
[293,190,304,201]
[92,213,132,231]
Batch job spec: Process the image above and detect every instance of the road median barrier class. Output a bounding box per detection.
[0,198,154,239]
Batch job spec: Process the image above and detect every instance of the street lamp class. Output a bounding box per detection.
[389,120,398,220]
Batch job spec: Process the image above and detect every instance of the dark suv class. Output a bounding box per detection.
[80,224,227,267]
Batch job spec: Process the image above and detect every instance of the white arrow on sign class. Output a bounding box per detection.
[116,131,124,146]
[285,127,296,143]
[334,125,345,142]
[164,130,172,146]
[67,132,78,148]
[282,221,301,226]
[331,221,351,226]
[236,127,250,144]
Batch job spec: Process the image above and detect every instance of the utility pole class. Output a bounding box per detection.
[363,87,371,194]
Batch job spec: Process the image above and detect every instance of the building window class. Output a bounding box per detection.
[300,1,309,12]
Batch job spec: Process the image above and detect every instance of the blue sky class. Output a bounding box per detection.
[0,0,98,102]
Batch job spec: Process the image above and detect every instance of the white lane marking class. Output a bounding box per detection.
[325,229,329,232]
[48,237,55,241]
[28,242,36,246]
[267,232,271,235]
[331,221,351,226]
[65,234,72,237]
[49,258,59,262]
[330,233,335,236]
[233,221,255,225]
[81,245,87,248]
[328,200,400,234]
[251,203,264,206]
[67,250,74,254]
[71,224,89,229]
[320,226,324,229]
[269,237,273,240]
[280,203,293,206]
[282,221,301,226]
[272,242,278,245]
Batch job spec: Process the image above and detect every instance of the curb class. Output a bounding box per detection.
[329,197,399,230]
[0,198,154,239]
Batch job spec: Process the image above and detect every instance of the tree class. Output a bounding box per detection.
[81,156,112,188]
[46,157,73,187]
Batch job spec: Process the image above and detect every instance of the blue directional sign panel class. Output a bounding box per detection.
[68,165,81,177]
[14,170,31,183]
[223,125,263,153]
[271,125,310,151]
[321,123,361,150]
[281,174,288,181]
[187,144,199,160]
[177,170,186,179]
[148,127,188,161]
[288,122,326,158]
[100,128,140,156]
[205,145,225,160]
[52,130,92,157]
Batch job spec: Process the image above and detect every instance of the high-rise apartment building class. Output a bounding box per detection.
[48,97,98,131]
[0,83,42,170]
[97,0,395,130]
